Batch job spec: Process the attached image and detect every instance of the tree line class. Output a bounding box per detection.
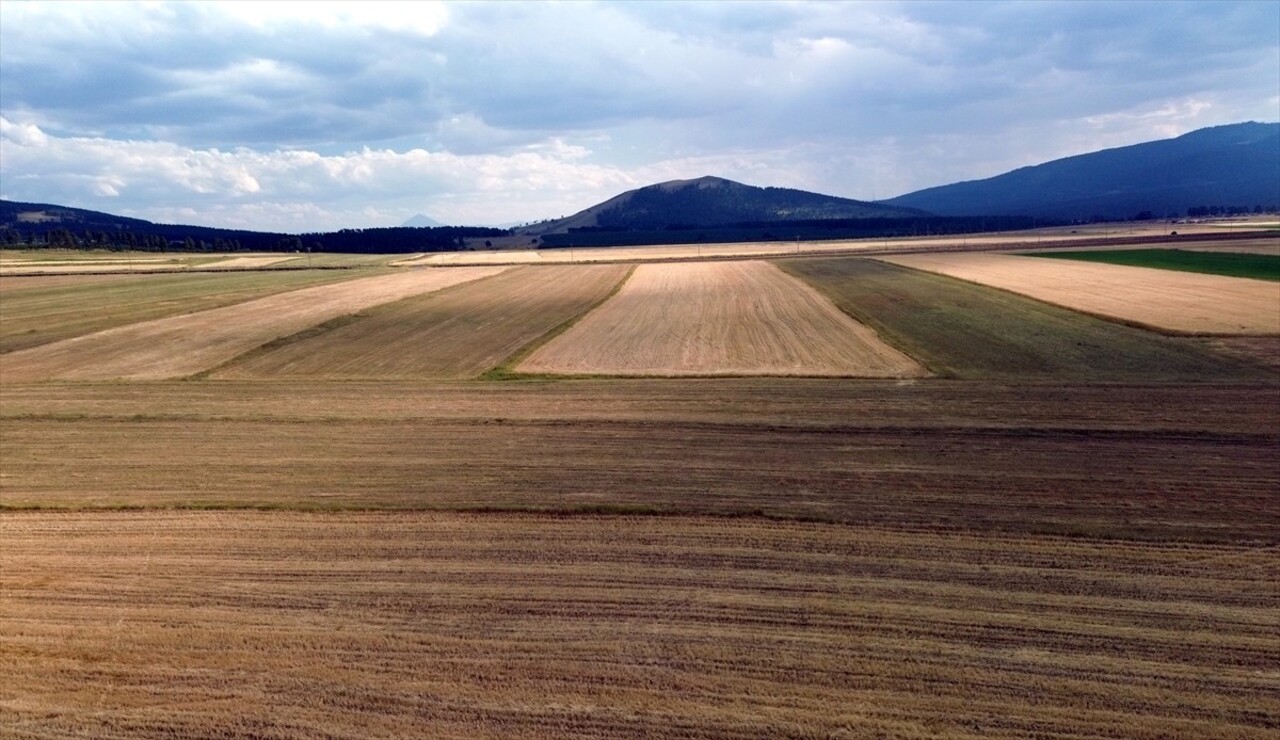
[0,224,507,253]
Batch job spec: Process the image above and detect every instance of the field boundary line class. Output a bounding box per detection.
[774,259,948,377]
[480,265,637,380]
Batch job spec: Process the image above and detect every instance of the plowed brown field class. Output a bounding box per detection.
[213,264,629,379]
[3,511,1276,739]
[879,252,1280,334]
[0,267,507,382]
[518,261,924,376]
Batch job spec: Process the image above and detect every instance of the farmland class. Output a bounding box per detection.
[518,261,923,377]
[779,257,1272,381]
[878,251,1280,334]
[2,239,1278,738]
[213,264,630,379]
[0,268,363,354]
[0,267,507,382]
[1026,247,1280,281]
[4,510,1277,739]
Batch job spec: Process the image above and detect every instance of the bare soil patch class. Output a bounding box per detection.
[3,380,1276,543]
[518,261,924,376]
[0,267,507,382]
[880,252,1280,335]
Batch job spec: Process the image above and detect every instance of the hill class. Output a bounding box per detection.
[523,176,928,236]
[884,122,1280,220]
[0,200,504,254]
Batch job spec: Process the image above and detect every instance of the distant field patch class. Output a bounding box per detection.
[198,255,295,269]
[213,264,630,379]
[880,252,1280,335]
[0,269,363,354]
[517,261,924,377]
[1025,248,1280,281]
[0,267,507,382]
[780,258,1271,381]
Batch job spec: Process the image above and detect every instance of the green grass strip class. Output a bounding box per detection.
[1023,248,1280,281]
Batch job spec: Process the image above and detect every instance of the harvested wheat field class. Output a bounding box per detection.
[2,511,1276,739]
[518,261,923,376]
[213,264,629,379]
[880,252,1280,334]
[0,267,507,382]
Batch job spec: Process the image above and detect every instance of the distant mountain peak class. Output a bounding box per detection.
[401,213,444,228]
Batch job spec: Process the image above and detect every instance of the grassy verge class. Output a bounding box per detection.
[1023,248,1280,280]
[778,256,1272,381]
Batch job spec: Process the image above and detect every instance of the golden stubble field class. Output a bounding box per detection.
[2,241,1278,738]
[518,261,924,376]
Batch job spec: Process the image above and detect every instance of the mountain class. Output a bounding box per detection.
[523,176,928,236]
[884,122,1280,220]
[1,199,161,233]
[400,213,444,228]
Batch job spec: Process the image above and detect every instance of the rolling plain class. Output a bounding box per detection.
[2,232,1278,738]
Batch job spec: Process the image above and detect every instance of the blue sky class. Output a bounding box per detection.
[1,0,1277,232]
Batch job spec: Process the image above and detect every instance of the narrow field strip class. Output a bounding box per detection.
[212,264,630,379]
[0,270,364,354]
[780,258,1271,381]
[518,260,925,377]
[197,255,296,269]
[879,252,1280,335]
[0,267,507,382]
[1,511,1275,739]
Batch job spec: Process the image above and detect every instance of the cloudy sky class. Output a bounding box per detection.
[1,1,1277,232]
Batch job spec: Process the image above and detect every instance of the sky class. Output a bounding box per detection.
[1,1,1277,233]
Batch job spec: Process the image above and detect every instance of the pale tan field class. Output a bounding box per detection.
[2,511,1276,739]
[518,261,924,376]
[198,254,295,268]
[0,267,507,382]
[213,264,630,379]
[879,252,1280,335]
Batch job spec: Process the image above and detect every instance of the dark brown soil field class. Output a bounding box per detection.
[3,511,1277,739]
[2,380,1276,544]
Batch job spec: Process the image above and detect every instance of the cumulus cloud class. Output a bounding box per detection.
[1,1,1276,230]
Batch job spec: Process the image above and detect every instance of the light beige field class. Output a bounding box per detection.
[879,252,1280,335]
[198,254,295,268]
[518,261,924,376]
[3,511,1276,739]
[0,266,507,382]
